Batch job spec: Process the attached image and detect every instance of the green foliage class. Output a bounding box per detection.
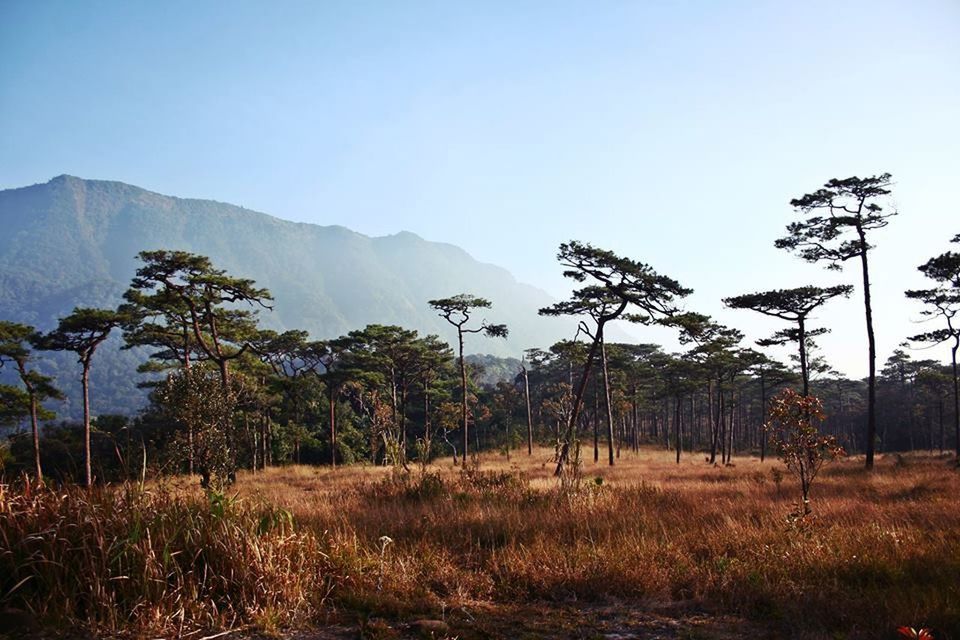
[776,173,896,270]
[724,286,852,394]
[540,240,691,474]
[157,365,238,489]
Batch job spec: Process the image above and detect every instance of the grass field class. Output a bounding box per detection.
[2,447,958,639]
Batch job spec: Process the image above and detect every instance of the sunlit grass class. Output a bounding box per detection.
[2,447,957,638]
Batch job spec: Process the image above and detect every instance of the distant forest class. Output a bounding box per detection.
[2,172,958,487]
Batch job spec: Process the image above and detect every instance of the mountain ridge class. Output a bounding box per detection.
[0,175,573,418]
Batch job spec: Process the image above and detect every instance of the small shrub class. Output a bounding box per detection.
[765,389,845,514]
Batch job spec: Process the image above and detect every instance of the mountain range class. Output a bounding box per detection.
[0,175,573,418]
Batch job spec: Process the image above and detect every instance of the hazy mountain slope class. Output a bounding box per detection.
[0,175,573,417]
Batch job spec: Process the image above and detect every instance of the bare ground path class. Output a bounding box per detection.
[245,601,772,640]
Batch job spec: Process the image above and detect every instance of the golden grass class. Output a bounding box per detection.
[3,447,958,638]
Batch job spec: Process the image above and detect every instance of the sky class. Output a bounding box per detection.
[1,0,959,377]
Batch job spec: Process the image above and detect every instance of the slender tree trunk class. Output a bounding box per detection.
[719,390,727,465]
[938,396,944,454]
[601,336,615,466]
[760,369,767,462]
[663,399,670,450]
[267,414,273,466]
[82,363,92,488]
[218,359,230,389]
[708,380,718,464]
[674,395,682,464]
[424,378,431,444]
[858,237,877,470]
[400,385,408,453]
[952,342,959,461]
[243,411,257,473]
[252,420,259,473]
[554,329,603,475]
[329,384,337,468]
[523,366,533,455]
[188,422,194,475]
[30,395,42,483]
[259,412,267,469]
[458,328,469,462]
[592,377,600,463]
[690,399,696,450]
[798,318,809,397]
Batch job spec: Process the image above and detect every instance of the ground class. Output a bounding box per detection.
[5,445,956,639]
[210,445,959,640]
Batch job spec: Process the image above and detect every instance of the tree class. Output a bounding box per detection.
[347,325,424,455]
[776,173,896,469]
[302,337,354,468]
[121,285,203,371]
[519,357,534,455]
[428,294,507,461]
[127,250,272,388]
[251,329,318,471]
[36,308,125,487]
[724,286,852,396]
[0,385,30,428]
[540,241,691,475]
[157,364,238,489]
[0,322,62,483]
[667,313,745,464]
[916,365,952,454]
[743,349,795,462]
[765,388,845,515]
[407,335,455,461]
[906,236,960,460]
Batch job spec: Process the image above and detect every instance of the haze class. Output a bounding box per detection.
[2,0,958,376]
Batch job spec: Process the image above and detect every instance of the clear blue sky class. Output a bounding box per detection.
[1,1,958,376]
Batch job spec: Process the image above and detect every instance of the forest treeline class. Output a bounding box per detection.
[1,173,958,487]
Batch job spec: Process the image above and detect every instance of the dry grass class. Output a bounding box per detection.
[2,447,958,638]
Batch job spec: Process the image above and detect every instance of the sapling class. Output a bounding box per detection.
[765,389,845,515]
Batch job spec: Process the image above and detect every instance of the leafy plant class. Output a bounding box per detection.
[765,389,845,514]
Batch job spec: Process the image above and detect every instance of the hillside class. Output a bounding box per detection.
[0,175,572,418]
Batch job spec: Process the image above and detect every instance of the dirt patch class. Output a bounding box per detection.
[245,601,772,639]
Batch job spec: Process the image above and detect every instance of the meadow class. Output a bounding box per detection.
[1,448,958,639]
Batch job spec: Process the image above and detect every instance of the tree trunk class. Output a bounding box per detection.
[592,377,599,463]
[30,395,42,483]
[82,363,92,488]
[244,413,256,473]
[523,366,533,455]
[424,378,431,444]
[798,318,809,397]
[760,369,767,462]
[554,329,603,476]
[719,389,727,465]
[601,336,615,466]
[188,421,194,475]
[400,385,408,453]
[857,234,877,470]
[952,341,959,461]
[938,396,944,455]
[458,328,469,461]
[329,384,337,468]
[674,395,682,464]
[708,380,718,464]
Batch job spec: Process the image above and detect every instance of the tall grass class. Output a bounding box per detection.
[0,483,336,636]
[2,449,958,638]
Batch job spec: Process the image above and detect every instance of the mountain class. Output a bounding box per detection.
[0,175,573,418]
